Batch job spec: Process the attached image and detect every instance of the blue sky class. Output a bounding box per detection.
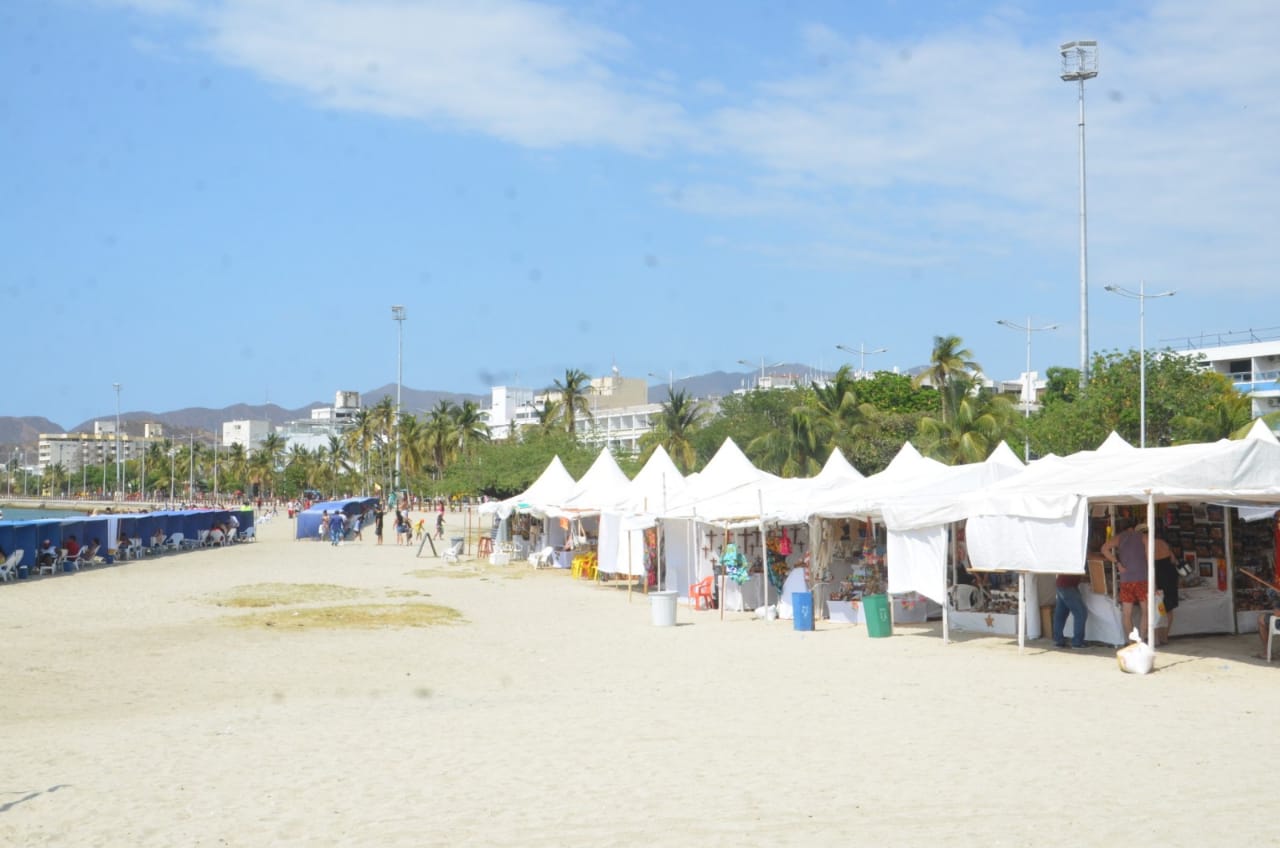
[4,0,1278,429]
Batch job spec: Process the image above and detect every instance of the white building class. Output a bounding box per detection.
[222,420,273,452]
[485,386,537,440]
[38,421,163,473]
[1178,336,1280,417]
[275,390,362,454]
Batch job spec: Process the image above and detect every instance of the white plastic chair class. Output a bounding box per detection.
[0,550,19,582]
[163,533,184,552]
[1267,615,1280,662]
[442,538,464,564]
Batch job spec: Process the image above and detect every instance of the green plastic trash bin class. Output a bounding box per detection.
[862,593,892,638]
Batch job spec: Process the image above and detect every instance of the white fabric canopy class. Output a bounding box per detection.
[477,455,576,520]
[551,448,631,516]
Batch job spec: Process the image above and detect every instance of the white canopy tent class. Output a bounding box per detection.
[955,422,1280,656]
[596,445,686,582]
[478,455,577,520]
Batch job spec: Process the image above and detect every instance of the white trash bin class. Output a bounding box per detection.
[650,590,678,627]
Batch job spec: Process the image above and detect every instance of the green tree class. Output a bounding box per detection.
[639,388,706,473]
[452,400,490,458]
[1031,349,1240,455]
[552,368,593,436]
[914,383,1017,464]
[915,335,980,423]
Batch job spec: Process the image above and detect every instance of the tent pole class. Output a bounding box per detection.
[945,525,955,645]
[1017,572,1026,654]
[1146,494,1156,657]
[758,490,768,621]
[1224,507,1237,633]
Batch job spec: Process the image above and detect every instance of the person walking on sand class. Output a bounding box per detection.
[435,512,445,540]
[374,504,385,545]
[329,511,346,546]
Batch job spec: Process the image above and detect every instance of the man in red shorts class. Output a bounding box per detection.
[1102,520,1150,642]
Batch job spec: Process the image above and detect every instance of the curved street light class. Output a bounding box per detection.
[737,358,784,389]
[835,343,887,379]
[1104,281,1175,448]
[996,318,1059,461]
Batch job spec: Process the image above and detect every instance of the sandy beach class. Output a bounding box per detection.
[2,510,1276,847]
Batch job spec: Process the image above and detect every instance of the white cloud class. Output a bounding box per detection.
[176,0,691,152]
[112,0,1280,292]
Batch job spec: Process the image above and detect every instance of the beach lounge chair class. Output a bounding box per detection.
[61,548,79,572]
[239,526,256,542]
[0,550,19,582]
[162,533,184,552]
[77,543,101,567]
[442,538,464,564]
[528,546,554,568]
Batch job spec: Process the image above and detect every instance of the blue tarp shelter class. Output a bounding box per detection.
[295,498,377,540]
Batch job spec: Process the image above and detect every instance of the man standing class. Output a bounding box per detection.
[330,511,346,546]
[1102,520,1150,642]
[1052,572,1088,648]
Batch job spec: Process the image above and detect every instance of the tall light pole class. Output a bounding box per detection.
[1105,282,1175,448]
[648,371,673,392]
[113,382,122,499]
[1061,40,1098,389]
[835,343,888,379]
[189,432,195,501]
[997,317,1059,461]
[737,358,783,390]
[391,305,406,497]
[169,447,177,504]
[82,440,87,496]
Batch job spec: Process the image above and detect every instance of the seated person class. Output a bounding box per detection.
[64,535,81,559]
[207,524,226,546]
[151,528,166,549]
[117,531,132,559]
[79,539,101,564]
[37,539,57,569]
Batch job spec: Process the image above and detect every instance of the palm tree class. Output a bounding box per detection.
[915,386,1016,464]
[643,388,705,473]
[452,400,490,457]
[424,400,457,476]
[915,335,981,423]
[398,413,426,480]
[1173,392,1255,443]
[747,407,823,477]
[552,368,593,436]
[811,365,881,454]
[224,442,248,495]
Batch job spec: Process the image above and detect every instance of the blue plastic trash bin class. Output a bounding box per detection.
[792,591,814,631]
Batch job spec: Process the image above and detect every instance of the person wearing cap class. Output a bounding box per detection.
[1101,519,1150,642]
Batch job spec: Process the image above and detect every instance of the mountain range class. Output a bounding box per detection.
[0,365,856,452]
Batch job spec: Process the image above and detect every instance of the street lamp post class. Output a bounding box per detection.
[169,447,177,504]
[835,343,888,379]
[1061,40,1098,389]
[113,382,122,500]
[391,305,406,497]
[189,432,195,501]
[1104,281,1175,448]
[648,371,673,392]
[996,317,1059,461]
[737,358,783,390]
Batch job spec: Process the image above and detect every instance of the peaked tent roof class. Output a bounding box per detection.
[613,445,686,515]
[479,455,577,519]
[553,449,633,515]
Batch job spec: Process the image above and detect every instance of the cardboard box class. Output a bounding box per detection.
[1087,558,1108,594]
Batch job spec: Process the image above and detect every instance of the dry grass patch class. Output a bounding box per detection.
[231,603,464,630]
[407,562,531,581]
[211,583,365,608]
